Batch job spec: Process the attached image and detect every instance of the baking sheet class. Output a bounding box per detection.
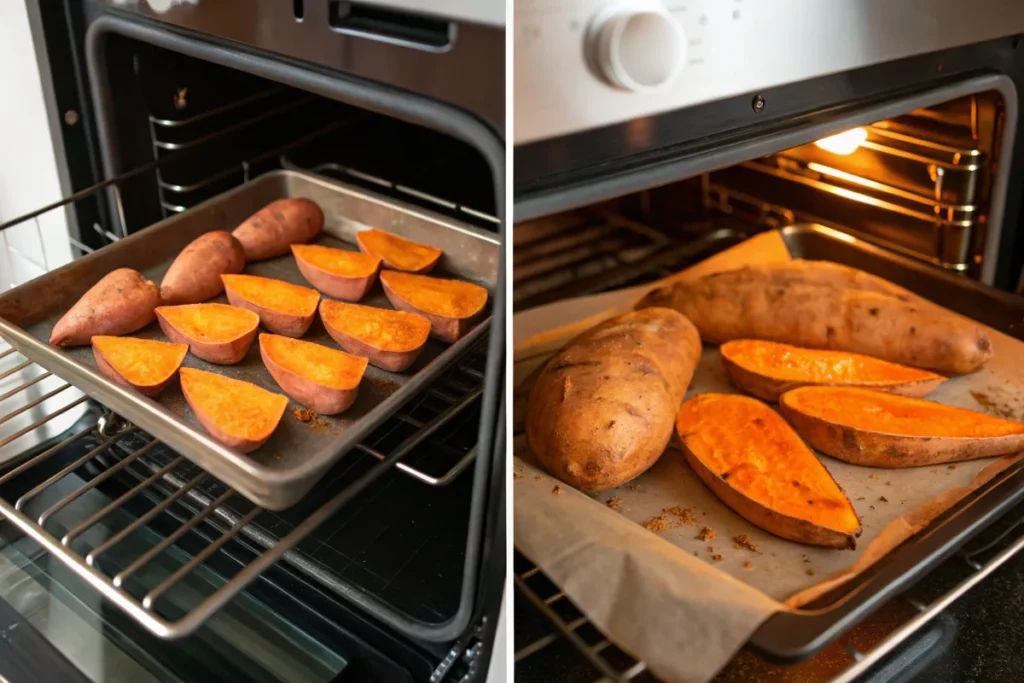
[513,230,1024,683]
[0,170,498,510]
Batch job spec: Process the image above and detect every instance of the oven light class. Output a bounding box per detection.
[814,128,868,155]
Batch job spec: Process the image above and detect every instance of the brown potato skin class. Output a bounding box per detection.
[380,277,486,343]
[721,354,945,403]
[160,231,245,305]
[224,287,316,338]
[293,250,380,302]
[526,308,701,492]
[232,198,323,262]
[92,345,179,397]
[639,260,991,375]
[779,392,1024,467]
[155,307,258,364]
[319,304,425,373]
[259,338,359,415]
[50,268,162,347]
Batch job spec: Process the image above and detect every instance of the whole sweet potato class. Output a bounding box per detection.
[526,307,701,492]
[232,198,323,261]
[160,231,245,305]
[638,260,991,375]
[50,268,161,347]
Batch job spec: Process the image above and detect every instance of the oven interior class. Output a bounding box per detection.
[512,91,1008,311]
[0,28,501,683]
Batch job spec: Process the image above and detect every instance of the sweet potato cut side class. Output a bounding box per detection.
[180,368,288,454]
[221,274,319,338]
[160,231,245,305]
[291,244,381,301]
[50,269,161,348]
[92,336,188,397]
[676,393,861,549]
[156,303,259,364]
[260,333,367,415]
[721,340,945,402]
[380,271,488,343]
[319,300,430,372]
[356,228,441,273]
[780,386,1024,467]
[232,198,323,262]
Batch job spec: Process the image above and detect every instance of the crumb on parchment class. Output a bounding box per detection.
[711,555,723,562]
[641,506,696,533]
[879,496,888,502]
[663,506,696,525]
[552,485,562,495]
[606,496,624,512]
[697,527,715,542]
[806,568,816,576]
[513,472,523,480]
[744,561,752,569]
[948,465,957,470]
[642,514,672,532]
[733,534,758,552]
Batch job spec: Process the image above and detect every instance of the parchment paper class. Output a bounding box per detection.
[512,231,1024,683]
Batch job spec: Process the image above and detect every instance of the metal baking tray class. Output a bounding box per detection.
[0,169,499,510]
[749,224,1024,660]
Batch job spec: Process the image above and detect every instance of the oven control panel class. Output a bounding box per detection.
[515,0,1024,144]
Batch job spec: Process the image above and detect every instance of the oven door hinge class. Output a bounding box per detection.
[429,616,488,683]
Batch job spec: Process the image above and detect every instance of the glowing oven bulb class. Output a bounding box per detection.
[814,128,868,155]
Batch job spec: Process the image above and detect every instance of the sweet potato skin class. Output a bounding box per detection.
[638,260,992,375]
[526,308,701,492]
[291,245,380,301]
[160,231,245,305]
[50,268,162,347]
[319,300,429,372]
[180,368,287,453]
[720,340,946,402]
[259,334,366,415]
[155,304,259,364]
[779,387,1024,467]
[380,271,488,343]
[232,198,323,262]
[222,275,319,338]
[92,337,187,397]
[676,393,860,549]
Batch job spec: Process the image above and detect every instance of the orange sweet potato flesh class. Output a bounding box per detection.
[156,303,259,364]
[356,228,441,273]
[50,268,162,347]
[291,244,381,301]
[721,339,945,402]
[180,367,288,453]
[780,386,1024,467]
[92,336,187,396]
[319,300,430,372]
[260,333,367,415]
[380,271,488,343]
[221,274,320,337]
[677,393,860,549]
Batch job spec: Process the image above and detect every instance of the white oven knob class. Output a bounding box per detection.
[588,2,687,93]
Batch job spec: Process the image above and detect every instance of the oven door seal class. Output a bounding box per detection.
[76,14,505,645]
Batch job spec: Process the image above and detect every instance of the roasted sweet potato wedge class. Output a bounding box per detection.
[779,386,1024,467]
[260,333,368,415]
[92,336,188,397]
[380,271,487,343]
[721,340,946,402]
[232,198,323,261]
[676,393,861,549]
[291,244,381,301]
[356,228,441,273]
[160,231,245,305]
[221,274,320,338]
[50,269,162,347]
[156,303,259,364]
[180,367,288,453]
[319,299,430,372]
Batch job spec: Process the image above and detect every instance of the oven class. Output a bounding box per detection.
[514,1,1024,681]
[0,1,505,682]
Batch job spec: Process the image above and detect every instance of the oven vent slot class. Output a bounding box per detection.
[328,1,454,51]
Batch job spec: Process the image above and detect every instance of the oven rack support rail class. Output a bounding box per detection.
[514,513,1024,683]
[0,345,483,639]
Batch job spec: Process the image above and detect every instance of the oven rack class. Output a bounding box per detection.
[0,339,484,640]
[514,508,1024,682]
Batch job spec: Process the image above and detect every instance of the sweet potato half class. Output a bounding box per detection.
[319,299,430,372]
[380,271,488,343]
[356,228,441,273]
[232,198,323,262]
[92,336,188,397]
[160,231,245,305]
[260,333,367,415]
[721,339,945,402]
[676,393,861,549]
[221,274,320,338]
[180,367,288,453]
[50,269,162,348]
[638,259,992,375]
[292,244,381,301]
[779,386,1024,467]
[527,308,702,492]
[156,303,259,364]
